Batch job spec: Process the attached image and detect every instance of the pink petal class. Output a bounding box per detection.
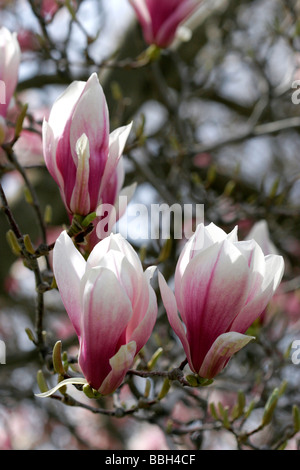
[126,269,158,353]
[174,222,235,297]
[42,119,64,190]
[158,272,193,369]
[0,28,21,116]
[53,231,86,336]
[98,123,132,202]
[98,341,137,395]
[129,0,153,44]
[231,254,284,333]
[87,233,143,275]
[180,239,250,372]
[92,249,139,308]
[70,73,110,211]
[47,80,86,140]
[46,80,87,211]
[174,223,215,314]
[79,266,133,390]
[199,332,255,379]
[234,239,265,304]
[154,0,200,47]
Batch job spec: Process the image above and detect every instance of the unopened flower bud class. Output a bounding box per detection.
[129,0,200,49]
[43,72,134,248]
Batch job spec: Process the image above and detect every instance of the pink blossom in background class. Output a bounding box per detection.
[129,0,201,48]
[0,27,21,120]
[40,0,60,20]
[159,222,284,379]
[13,129,43,165]
[193,152,212,169]
[52,231,157,394]
[127,424,170,450]
[12,104,50,165]
[39,0,78,21]
[17,30,40,52]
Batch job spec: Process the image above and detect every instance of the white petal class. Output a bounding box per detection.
[35,377,88,398]
[98,341,136,395]
[158,271,193,369]
[48,80,86,139]
[246,220,278,255]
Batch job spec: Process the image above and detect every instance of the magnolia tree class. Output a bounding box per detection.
[0,0,300,451]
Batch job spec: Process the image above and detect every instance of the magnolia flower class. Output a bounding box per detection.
[43,73,134,229]
[129,0,200,48]
[0,26,21,119]
[158,223,284,379]
[44,231,157,395]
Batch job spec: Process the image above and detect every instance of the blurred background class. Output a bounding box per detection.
[0,0,300,450]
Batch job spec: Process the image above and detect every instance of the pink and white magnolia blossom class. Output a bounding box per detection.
[43,73,134,226]
[51,230,157,395]
[0,27,21,119]
[129,0,201,49]
[158,222,284,379]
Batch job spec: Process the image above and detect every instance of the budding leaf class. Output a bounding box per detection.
[262,388,279,426]
[237,390,246,417]
[24,234,35,255]
[37,370,49,393]
[144,378,151,398]
[52,340,66,375]
[147,347,163,371]
[186,374,199,387]
[293,405,300,433]
[82,211,96,227]
[158,378,171,400]
[6,230,22,255]
[209,402,219,420]
[25,328,36,344]
[44,205,52,225]
[15,103,28,139]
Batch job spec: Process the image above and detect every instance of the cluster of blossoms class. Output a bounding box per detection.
[0,1,285,397]
[49,221,284,395]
